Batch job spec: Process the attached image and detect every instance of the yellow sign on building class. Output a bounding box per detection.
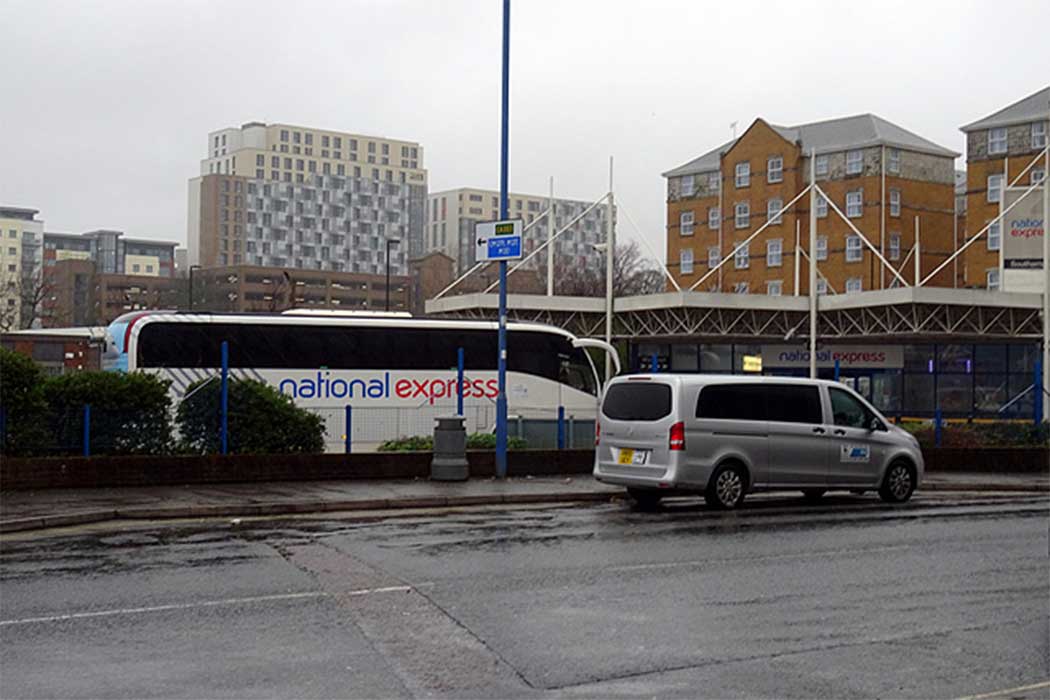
[742,355,763,373]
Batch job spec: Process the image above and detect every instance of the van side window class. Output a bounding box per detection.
[829,387,870,428]
[696,384,766,420]
[766,385,823,424]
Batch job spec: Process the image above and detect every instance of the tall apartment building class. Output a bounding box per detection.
[959,86,1049,290]
[0,206,45,330]
[188,122,428,276]
[664,114,958,296]
[43,230,177,277]
[426,187,612,276]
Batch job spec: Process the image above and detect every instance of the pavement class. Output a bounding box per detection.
[1,470,1046,535]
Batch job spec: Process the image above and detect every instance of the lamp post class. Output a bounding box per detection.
[385,238,401,312]
[188,264,201,310]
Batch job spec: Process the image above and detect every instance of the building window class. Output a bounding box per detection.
[887,148,900,174]
[816,236,828,261]
[988,127,1007,154]
[815,193,828,218]
[890,189,901,217]
[681,174,695,197]
[846,277,862,293]
[708,246,721,269]
[846,149,863,175]
[767,156,783,183]
[767,198,783,224]
[708,172,720,191]
[846,190,863,218]
[735,162,750,188]
[680,248,694,275]
[1033,122,1048,149]
[815,154,829,176]
[846,235,863,262]
[816,277,828,295]
[986,268,1001,291]
[766,280,782,296]
[733,281,749,294]
[987,174,1003,203]
[280,130,289,142]
[767,238,782,267]
[708,207,720,229]
[988,221,1001,251]
[734,243,749,269]
[735,202,750,229]
[680,211,695,236]
[1031,168,1046,185]
[889,233,901,260]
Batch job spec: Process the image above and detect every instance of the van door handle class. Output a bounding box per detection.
[812,427,826,434]
[833,429,846,436]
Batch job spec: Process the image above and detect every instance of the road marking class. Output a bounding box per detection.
[0,585,413,627]
[955,680,1050,700]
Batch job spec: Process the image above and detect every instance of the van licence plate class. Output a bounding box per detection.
[617,448,649,465]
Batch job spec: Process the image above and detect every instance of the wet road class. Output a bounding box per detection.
[2,493,1048,699]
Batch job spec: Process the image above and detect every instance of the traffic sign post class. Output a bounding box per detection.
[497,0,511,479]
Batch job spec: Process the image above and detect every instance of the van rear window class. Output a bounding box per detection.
[602,383,672,421]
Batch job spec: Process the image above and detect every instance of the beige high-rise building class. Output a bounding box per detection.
[0,206,45,330]
[188,122,429,271]
[427,187,612,275]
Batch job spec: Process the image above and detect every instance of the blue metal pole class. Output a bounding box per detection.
[457,346,465,417]
[557,405,565,450]
[495,0,510,479]
[1035,359,1043,425]
[833,358,840,381]
[934,408,943,447]
[220,340,229,455]
[650,353,658,373]
[345,404,352,454]
[83,404,91,457]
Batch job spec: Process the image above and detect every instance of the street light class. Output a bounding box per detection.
[188,264,201,310]
[385,238,401,312]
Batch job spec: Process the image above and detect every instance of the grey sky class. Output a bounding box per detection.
[2,0,1048,266]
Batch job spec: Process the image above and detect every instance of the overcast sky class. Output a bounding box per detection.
[2,0,1048,266]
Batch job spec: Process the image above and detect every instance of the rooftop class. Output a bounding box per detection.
[663,113,958,178]
[960,86,1050,133]
[0,206,41,221]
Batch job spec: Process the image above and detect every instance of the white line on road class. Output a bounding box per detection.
[0,585,413,627]
[955,680,1050,700]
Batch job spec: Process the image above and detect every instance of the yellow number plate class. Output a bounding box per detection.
[617,448,635,465]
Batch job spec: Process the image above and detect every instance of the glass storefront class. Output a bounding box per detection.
[627,341,1042,419]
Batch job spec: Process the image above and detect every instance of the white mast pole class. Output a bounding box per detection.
[794,219,801,296]
[809,149,818,378]
[914,216,921,286]
[547,176,555,296]
[1042,121,1049,423]
[605,157,615,383]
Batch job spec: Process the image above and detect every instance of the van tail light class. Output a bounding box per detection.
[669,421,685,451]
[595,422,601,447]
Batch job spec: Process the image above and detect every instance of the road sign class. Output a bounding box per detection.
[475,219,523,262]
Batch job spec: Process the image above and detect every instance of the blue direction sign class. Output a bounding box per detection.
[475,219,524,261]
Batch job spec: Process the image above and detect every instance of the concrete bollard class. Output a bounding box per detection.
[431,415,469,481]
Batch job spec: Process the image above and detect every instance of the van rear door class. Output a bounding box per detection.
[599,379,676,472]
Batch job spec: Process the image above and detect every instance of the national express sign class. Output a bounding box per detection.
[1002,185,1046,271]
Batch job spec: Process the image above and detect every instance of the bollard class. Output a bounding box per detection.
[568,414,575,449]
[557,406,565,450]
[344,404,352,454]
[431,415,469,481]
[83,404,91,457]
[934,409,943,447]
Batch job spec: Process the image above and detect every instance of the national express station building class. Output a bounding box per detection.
[428,88,1049,421]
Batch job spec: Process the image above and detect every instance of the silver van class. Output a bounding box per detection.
[593,374,924,509]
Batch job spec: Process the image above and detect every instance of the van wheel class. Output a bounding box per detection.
[879,461,916,503]
[627,488,662,510]
[802,489,826,501]
[705,463,747,510]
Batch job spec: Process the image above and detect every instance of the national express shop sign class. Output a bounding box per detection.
[1002,185,1045,271]
[761,345,903,370]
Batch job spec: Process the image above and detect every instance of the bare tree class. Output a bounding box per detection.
[0,264,53,331]
[545,241,665,297]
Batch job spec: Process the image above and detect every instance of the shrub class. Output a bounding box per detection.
[377,432,527,452]
[41,371,174,454]
[905,421,1050,449]
[177,378,324,454]
[0,347,50,455]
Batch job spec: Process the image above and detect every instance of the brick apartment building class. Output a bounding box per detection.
[664,114,959,295]
[959,86,1049,290]
[45,259,183,327]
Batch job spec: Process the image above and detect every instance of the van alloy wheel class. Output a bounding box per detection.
[879,461,915,503]
[715,470,742,507]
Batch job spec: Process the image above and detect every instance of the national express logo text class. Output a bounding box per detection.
[777,349,887,365]
[278,371,499,404]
